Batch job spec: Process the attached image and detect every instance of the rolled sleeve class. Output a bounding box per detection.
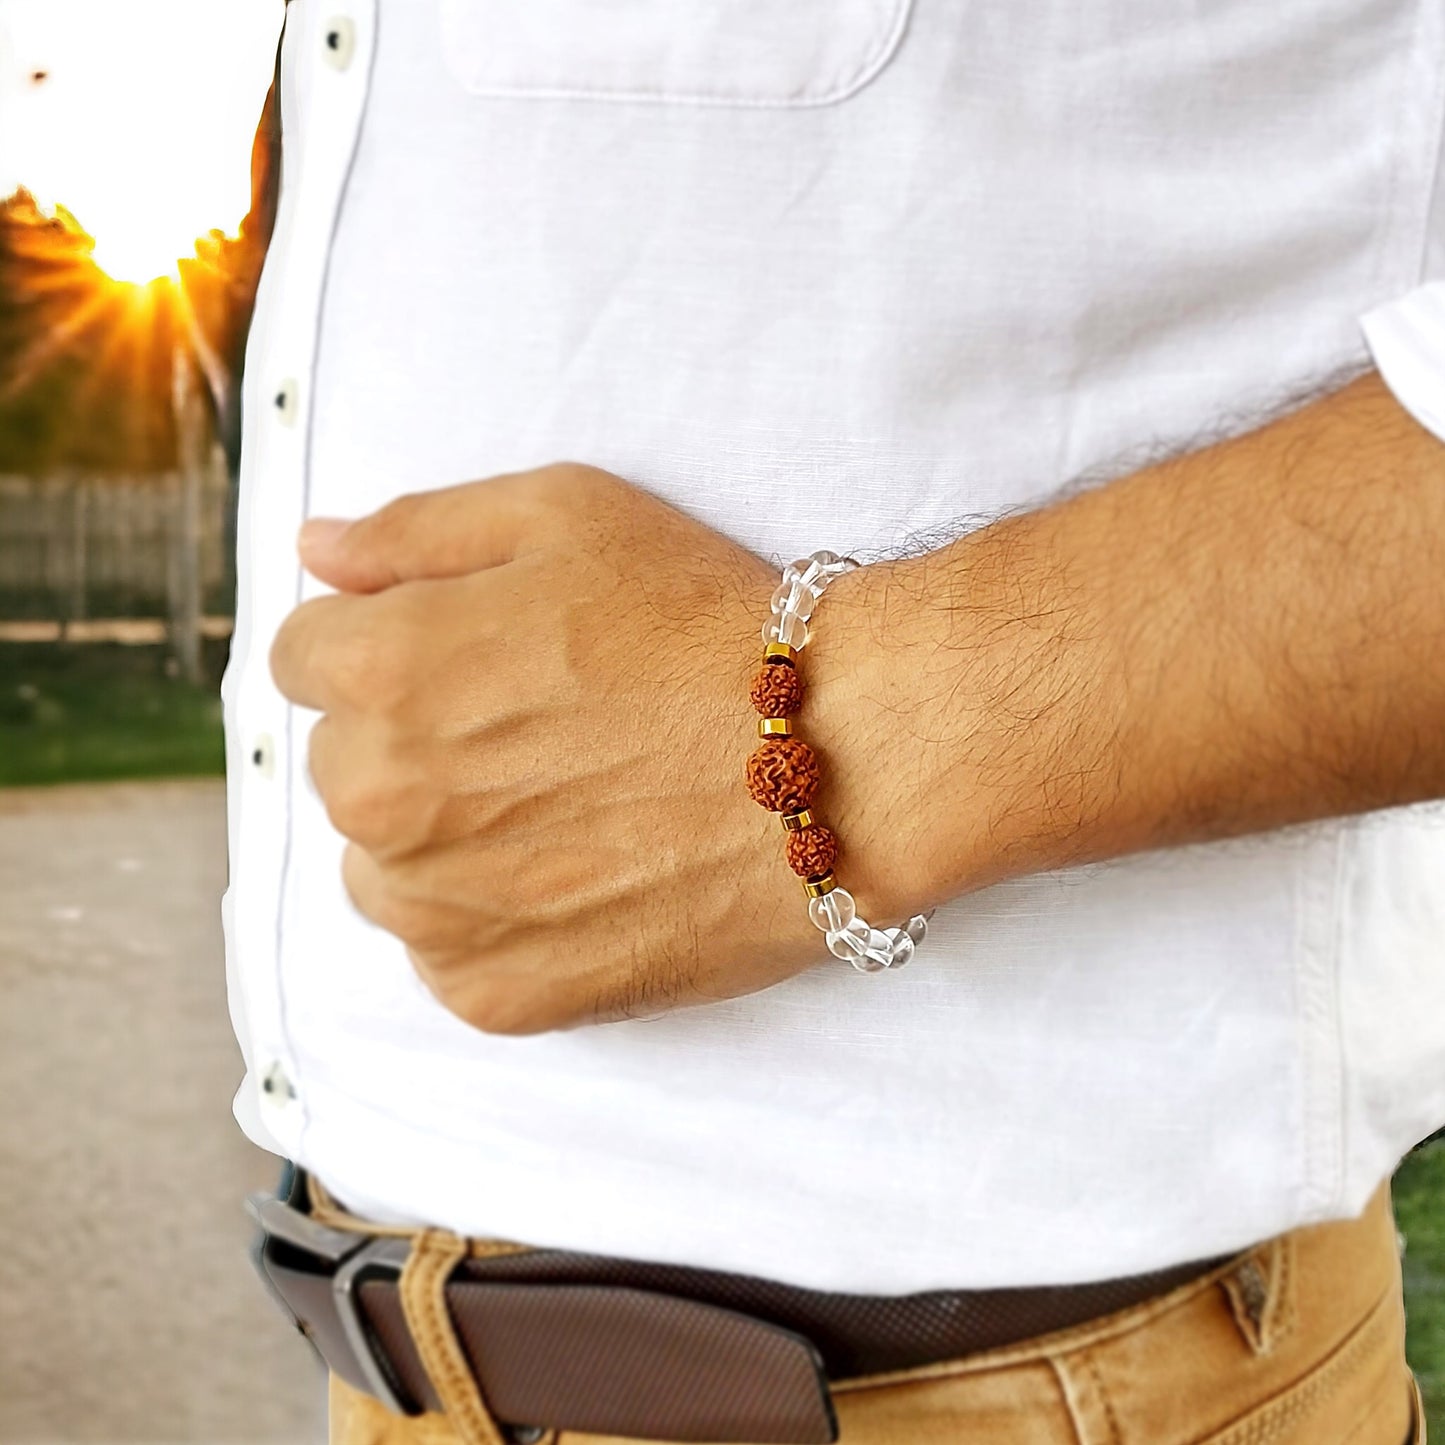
[1362,72,1445,445]
[1362,284,1445,443]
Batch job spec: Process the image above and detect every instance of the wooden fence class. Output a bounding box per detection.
[0,457,235,677]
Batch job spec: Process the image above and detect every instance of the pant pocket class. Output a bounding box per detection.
[1203,1287,1412,1445]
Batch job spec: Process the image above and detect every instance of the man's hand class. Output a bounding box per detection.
[269,463,879,1034]
[269,376,1445,1036]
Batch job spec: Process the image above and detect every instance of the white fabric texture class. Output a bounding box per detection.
[223,0,1445,1293]
[1364,284,1445,439]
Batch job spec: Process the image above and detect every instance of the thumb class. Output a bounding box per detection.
[297,477,533,593]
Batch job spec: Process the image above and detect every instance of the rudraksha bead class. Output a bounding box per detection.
[745,549,930,971]
[785,825,838,879]
[749,662,804,717]
[745,737,821,813]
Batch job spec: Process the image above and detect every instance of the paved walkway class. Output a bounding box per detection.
[0,781,325,1444]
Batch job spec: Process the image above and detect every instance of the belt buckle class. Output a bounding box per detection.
[246,1189,414,1416]
[247,1177,839,1443]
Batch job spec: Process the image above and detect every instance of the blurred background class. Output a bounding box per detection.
[0,2,323,1440]
[0,2,1440,1442]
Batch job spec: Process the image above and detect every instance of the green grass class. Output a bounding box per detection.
[0,641,225,786]
[1397,1140,1445,1433]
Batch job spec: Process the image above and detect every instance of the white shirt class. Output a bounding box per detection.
[223,0,1445,1293]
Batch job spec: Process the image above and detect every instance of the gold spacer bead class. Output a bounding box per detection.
[758,717,793,738]
[801,871,838,899]
[763,642,798,667]
[780,809,814,832]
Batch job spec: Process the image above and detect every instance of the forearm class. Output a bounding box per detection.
[277,378,1445,1028]
[816,373,1445,913]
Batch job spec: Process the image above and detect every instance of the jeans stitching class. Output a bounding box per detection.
[399,1230,507,1445]
[1048,1354,1092,1445]
[1084,1351,1125,1445]
[307,1173,533,1259]
[832,1254,1250,1396]
[1189,1284,1398,1445]
[1337,1372,1420,1445]
[1272,1235,1298,1350]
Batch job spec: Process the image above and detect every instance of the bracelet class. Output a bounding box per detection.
[744,551,930,973]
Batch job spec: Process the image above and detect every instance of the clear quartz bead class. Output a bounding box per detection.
[905,914,929,946]
[882,927,915,968]
[786,558,825,591]
[770,579,817,620]
[808,887,856,934]
[786,551,856,601]
[861,927,894,970]
[826,917,870,961]
[762,611,811,648]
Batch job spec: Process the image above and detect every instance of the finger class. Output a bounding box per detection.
[304,713,343,810]
[341,842,392,933]
[268,591,372,711]
[341,843,474,956]
[297,471,550,594]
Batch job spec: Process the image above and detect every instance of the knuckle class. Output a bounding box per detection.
[548,459,592,483]
[395,913,459,957]
[354,879,433,949]
[328,626,408,711]
[304,716,335,793]
[326,779,404,849]
[372,490,425,540]
[467,998,545,1037]
[323,629,384,703]
[339,493,428,583]
[542,460,608,499]
[266,625,291,687]
[268,598,326,692]
[447,975,554,1037]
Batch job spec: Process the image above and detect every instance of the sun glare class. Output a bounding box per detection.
[0,0,283,285]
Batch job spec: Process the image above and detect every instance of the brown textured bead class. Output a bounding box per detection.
[749,663,804,718]
[785,825,838,879]
[745,737,821,813]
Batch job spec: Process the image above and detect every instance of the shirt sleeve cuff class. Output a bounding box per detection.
[1361,282,1445,443]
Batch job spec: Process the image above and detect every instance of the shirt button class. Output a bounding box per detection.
[250,733,276,779]
[322,17,356,70]
[261,1061,298,1104]
[272,379,299,428]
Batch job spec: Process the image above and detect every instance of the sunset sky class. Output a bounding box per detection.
[0,0,283,284]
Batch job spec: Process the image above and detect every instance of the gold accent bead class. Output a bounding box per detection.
[802,871,838,899]
[758,717,793,738]
[763,642,798,666]
[780,809,814,832]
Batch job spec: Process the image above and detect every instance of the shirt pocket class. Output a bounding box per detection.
[436,0,915,107]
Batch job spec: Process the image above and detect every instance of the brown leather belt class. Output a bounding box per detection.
[248,1166,1227,1444]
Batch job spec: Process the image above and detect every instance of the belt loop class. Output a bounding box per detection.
[1220,1233,1296,1356]
[400,1228,508,1445]
[1049,1350,1121,1445]
[307,1171,418,1240]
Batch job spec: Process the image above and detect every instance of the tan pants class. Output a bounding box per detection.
[327,1183,1424,1445]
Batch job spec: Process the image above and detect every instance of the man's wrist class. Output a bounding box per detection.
[800,533,1082,917]
[806,374,1445,928]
